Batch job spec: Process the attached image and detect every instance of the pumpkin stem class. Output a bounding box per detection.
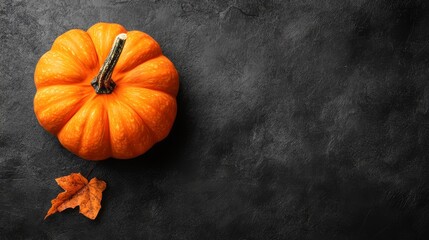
[91,33,127,94]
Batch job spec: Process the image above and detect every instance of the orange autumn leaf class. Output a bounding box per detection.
[45,173,106,220]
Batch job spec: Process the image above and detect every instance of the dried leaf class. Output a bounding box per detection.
[45,173,106,220]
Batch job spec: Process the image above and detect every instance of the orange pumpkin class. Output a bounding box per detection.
[34,22,179,160]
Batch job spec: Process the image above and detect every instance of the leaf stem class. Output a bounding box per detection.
[86,162,96,179]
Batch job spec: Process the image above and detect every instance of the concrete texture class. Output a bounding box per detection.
[1,0,429,239]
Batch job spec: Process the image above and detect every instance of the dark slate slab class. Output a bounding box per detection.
[1,0,429,239]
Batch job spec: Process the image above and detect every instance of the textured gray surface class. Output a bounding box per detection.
[1,0,429,239]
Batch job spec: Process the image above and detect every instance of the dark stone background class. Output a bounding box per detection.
[1,0,429,239]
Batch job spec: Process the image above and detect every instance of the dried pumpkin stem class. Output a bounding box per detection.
[91,33,127,94]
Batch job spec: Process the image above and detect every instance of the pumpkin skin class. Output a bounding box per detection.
[34,22,179,160]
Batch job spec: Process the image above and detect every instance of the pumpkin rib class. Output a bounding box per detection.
[58,95,111,160]
[59,94,96,136]
[125,86,175,99]
[113,30,162,75]
[51,29,99,72]
[74,102,90,158]
[34,85,93,135]
[57,94,97,137]
[134,78,178,99]
[114,55,179,97]
[39,94,90,135]
[52,49,88,75]
[112,92,158,143]
[87,23,127,67]
[106,94,155,159]
[34,50,89,89]
[70,30,99,69]
[76,98,111,160]
[35,83,93,91]
[101,97,113,159]
[116,86,177,142]
[58,105,86,157]
[112,51,164,81]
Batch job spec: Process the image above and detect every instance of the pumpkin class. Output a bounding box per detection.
[34,22,179,160]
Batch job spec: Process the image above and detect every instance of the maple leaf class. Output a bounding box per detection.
[45,173,106,220]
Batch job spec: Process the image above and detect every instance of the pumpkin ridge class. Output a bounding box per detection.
[87,23,127,67]
[57,94,97,149]
[116,86,176,142]
[49,93,92,135]
[113,30,162,75]
[35,83,94,91]
[59,95,111,160]
[76,97,110,160]
[116,52,164,78]
[111,91,157,143]
[100,96,113,158]
[105,93,154,159]
[52,30,99,73]
[95,95,113,158]
[78,30,99,69]
[77,97,98,157]
[34,85,93,134]
[123,86,176,100]
[114,55,178,97]
[35,50,88,88]
[53,50,90,77]
[112,50,163,81]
